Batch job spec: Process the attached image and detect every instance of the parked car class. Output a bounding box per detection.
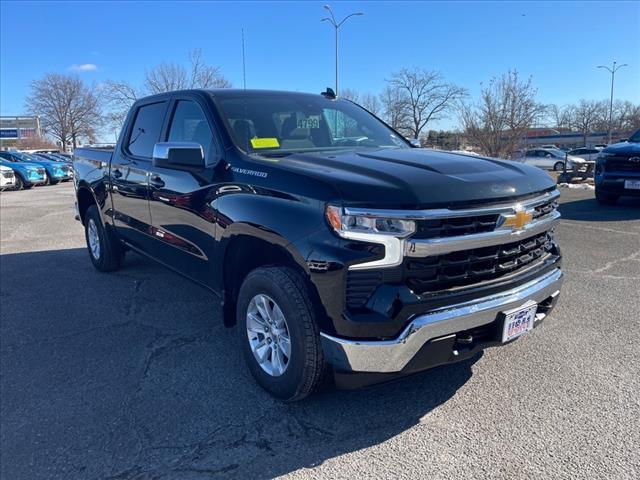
[0,151,72,184]
[516,148,586,171]
[594,128,640,205]
[0,165,16,190]
[0,157,46,189]
[74,89,563,400]
[567,147,602,162]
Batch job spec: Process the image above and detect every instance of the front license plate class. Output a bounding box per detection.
[624,180,640,190]
[501,301,537,343]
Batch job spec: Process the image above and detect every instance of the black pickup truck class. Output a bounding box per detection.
[74,89,563,400]
[594,128,640,204]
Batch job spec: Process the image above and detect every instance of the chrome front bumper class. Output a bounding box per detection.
[321,268,563,373]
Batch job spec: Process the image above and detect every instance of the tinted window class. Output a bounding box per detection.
[215,93,408,154]
[127,102,167,158]
[167,101,213,161]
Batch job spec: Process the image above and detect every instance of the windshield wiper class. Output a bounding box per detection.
[253,151,294,158]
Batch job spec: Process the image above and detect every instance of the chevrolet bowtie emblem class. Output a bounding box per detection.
[501,209,533,231]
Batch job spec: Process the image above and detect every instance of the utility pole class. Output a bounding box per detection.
[321,5,363,97]
[597,61,628,144]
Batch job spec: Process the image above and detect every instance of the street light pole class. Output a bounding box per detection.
[597,61,628,144]
[321,5,363,97]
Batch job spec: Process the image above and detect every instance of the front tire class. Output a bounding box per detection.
[84,205,125,271]
[595,190,618,205]
[14,175,24,190]
[553,161,565,172]
[237,267,325,401]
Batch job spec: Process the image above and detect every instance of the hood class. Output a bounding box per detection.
[602,141,640,156]
[0,160,43,172]
[270,148,555,208]
[566,154,589,163]
[18,158,57,167]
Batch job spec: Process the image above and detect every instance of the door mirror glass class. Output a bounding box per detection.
[152,142,205,169]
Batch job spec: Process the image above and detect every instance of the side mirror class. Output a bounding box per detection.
[152,142,204,169]
[409,138,421,148]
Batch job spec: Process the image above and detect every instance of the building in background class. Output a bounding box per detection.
[0,116,42,149]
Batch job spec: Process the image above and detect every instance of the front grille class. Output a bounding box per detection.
[404,232,555,295]
[344,193,559,310]
[36,168,45,175]
[607,159,640,172]
[414,214,498,239]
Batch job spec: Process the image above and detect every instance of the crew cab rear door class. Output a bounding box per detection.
[146,94,222,286]
[110,100,168,249]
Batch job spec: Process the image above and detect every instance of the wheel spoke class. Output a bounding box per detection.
[272,304,286,328]
[272,346,284,375]
[247,312,267,333]
[278,334,291,358]
[254,341,270,363]
[245,293,291,377]
[255,295,272,323]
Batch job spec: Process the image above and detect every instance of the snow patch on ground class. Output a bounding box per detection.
[557,183,595,190]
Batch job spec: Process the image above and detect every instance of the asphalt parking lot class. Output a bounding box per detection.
[1,182,639,480]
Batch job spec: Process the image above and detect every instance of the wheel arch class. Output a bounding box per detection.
[76,182,99,225]
[219,229,325,329]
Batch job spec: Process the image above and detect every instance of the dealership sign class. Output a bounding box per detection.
[0,128,37,139]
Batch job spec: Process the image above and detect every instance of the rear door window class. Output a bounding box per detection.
[127,102,167,158]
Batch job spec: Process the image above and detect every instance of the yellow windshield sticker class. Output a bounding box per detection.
[251,138,280,149]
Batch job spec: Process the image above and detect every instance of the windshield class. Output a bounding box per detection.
[213,93,409,155]
[546,149,566,157]
[628,129,640,143]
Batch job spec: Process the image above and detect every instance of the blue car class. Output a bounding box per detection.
[0,157,46,189]
[0,151,72,185]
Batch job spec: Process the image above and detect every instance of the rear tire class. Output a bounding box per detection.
[84,205,125,272]
[14,175,24,190]
[595,190,618,205]
[237,266,325,401]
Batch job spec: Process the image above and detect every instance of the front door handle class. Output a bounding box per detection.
[149,175,165,188]
[112,168,123,179]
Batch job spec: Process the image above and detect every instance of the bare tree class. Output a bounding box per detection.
[339,89,381,115]
[569,99,608,144]
[379,85,409,131]
[546,104,572,131]
[103,49,231,129]
[458,70,546,158]
[101,80,141,129]
[360,93,381,116]
[339,88,360,103]
[25,73,102,151]
[387,68,466,139]
[144,49,231,93]
[612,100,640,132]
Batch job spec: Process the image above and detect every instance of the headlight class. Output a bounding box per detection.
[325,205,415,238]
[325,205,415,269]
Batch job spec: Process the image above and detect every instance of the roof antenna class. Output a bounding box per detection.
[241,28,247,89]
[321,87,336,99]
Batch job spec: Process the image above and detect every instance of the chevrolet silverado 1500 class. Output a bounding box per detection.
[74,89,563,400]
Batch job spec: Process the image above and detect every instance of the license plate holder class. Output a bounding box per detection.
[624,180,640,190]
[500,300,537,343]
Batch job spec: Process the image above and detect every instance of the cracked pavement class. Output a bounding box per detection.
[1,183,639,479]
